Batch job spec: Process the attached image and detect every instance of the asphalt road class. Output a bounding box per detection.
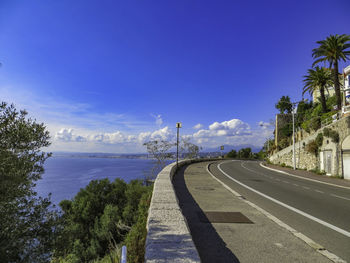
[210,160,350,261]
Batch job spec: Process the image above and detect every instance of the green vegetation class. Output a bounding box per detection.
[303,67,333,113]
[52,179,152,263]
[275,95,292,114]
[312,34,350,110]
[323,127,339,143]
[265,34,350,154]
[226,147,264,160]
[1,102,153,262]
[0,102,59,263]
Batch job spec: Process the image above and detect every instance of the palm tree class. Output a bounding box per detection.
[312,34,350,110]
[303,67,333,113]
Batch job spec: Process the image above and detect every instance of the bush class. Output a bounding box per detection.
[278,138,290,149]
[226,150,237,158]
[315,133,323,147]
[329,130,339,143]
[280,123,293,138]
[322,128,339,143]
[306,140,319,156]
[323,127,330,137]
[309,116,321,131]
[124,190,152,263]
[53,179,152,262]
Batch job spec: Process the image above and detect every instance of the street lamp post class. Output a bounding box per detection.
[292,107,296,170]
[283,100,306,170]
[176,122,182,168]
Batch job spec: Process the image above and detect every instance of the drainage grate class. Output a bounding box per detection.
[198,211,254,224]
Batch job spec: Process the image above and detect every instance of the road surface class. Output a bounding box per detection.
[209,160,350,261]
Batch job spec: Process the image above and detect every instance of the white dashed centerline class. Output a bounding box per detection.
[314,190,324,194]
[331,194,350,201]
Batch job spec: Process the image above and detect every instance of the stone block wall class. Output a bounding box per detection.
[269,116,350,176]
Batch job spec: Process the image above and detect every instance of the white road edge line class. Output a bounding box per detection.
[221,161,350,238]
[259,162,350,190]
[206,162,346,263]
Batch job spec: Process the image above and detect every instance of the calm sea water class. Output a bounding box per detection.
[35,157,168,205]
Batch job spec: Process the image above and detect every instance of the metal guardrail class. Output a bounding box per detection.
[121,246,127,263]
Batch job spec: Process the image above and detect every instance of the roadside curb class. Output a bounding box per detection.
[259,162,350,190]
[206,161,347,263]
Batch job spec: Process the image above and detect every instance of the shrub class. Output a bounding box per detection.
[322,128,339,143]
[306,140,319,156]
[53,179,152,262]
[124,190,152,263]
[309,116,321,131]
[226,150,237,158]
[329,130,339,143]
[315,133,323,147]
[323,127,330,137]
[278,138,290,149]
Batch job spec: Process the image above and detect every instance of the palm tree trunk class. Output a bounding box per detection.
[319,87,327,113]
[334,61,342,110]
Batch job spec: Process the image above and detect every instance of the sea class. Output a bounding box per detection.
[35,155,171,206]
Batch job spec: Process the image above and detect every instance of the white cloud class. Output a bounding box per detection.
[55,128,87,142]
[137,127,174,143]
[193,123,203,129]
[258,121,273,129]
[194,119,251,139]
[151,114,163,126]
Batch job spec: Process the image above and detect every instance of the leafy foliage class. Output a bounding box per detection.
[306,140,319,156]
[124,190,152,263]
[0,102,58,263]
[226,149,237,158]
[323,128,339,143]
[312,34,350,110]
[275,95,293,114]
[237,147,252,159]
[303,67,333,113]
[53,179,152,262]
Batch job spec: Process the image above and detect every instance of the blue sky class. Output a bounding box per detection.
[1,0,350,153]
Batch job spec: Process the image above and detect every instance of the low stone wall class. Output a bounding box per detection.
[145,158,217,263]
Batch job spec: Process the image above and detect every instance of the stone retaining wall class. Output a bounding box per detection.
[269,116,350,176]
[145,159,217,263]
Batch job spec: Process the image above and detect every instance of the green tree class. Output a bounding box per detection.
[226,149,237,158]
[237,148,252,159]
[312,34,350,110]
[0,102,58,262]
[275,96,293,114]
[53,178,151,262]
[303,67,333,113]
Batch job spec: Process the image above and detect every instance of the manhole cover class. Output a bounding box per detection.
[195,187,215,191]
[198,211,254,224]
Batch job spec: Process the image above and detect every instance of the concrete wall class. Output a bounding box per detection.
[145,158,218,263]
[269,116,350,177]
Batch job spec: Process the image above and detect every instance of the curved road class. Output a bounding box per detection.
[210,160,350,261]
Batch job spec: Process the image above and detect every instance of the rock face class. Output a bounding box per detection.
[269,116,350,177]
